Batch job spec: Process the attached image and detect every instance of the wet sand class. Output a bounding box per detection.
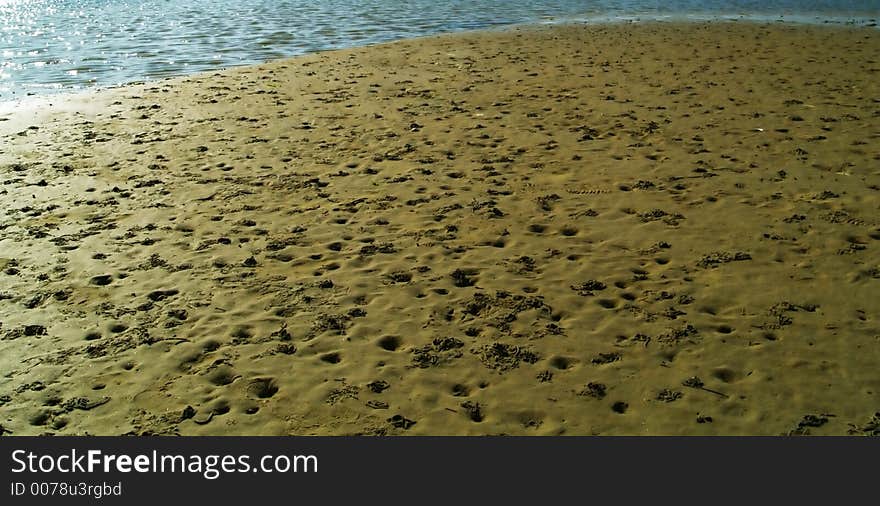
[0,22,878,436]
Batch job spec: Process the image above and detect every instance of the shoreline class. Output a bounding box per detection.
[0,21,878,436]
[1,16,878,108]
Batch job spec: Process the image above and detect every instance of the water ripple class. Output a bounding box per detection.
[0,0,877,99]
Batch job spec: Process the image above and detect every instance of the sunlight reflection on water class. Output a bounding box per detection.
[0,0,876,99]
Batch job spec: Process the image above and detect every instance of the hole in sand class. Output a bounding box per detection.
[29,411,51,426]
[597,299,617,309]
[246,378,278,399]
[211,401,230,416]
[712,367,738,383]
[320,352,341,364]
[550,356,573,370]
[89,274,113,286]
[208,367,237,386]
[378,335,402,352]
[528,224,546,233]
[231,327,252,340]
[451,384,470,397]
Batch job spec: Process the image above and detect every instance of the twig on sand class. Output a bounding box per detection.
[682,376,729,398]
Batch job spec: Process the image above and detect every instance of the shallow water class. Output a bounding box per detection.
[0,0,877,100]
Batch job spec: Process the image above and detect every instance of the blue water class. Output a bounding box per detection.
[0,0,877,100]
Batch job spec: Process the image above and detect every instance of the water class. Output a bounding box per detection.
[0,0,877,100]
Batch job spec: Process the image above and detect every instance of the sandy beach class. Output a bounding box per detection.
[0,21,878,435]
